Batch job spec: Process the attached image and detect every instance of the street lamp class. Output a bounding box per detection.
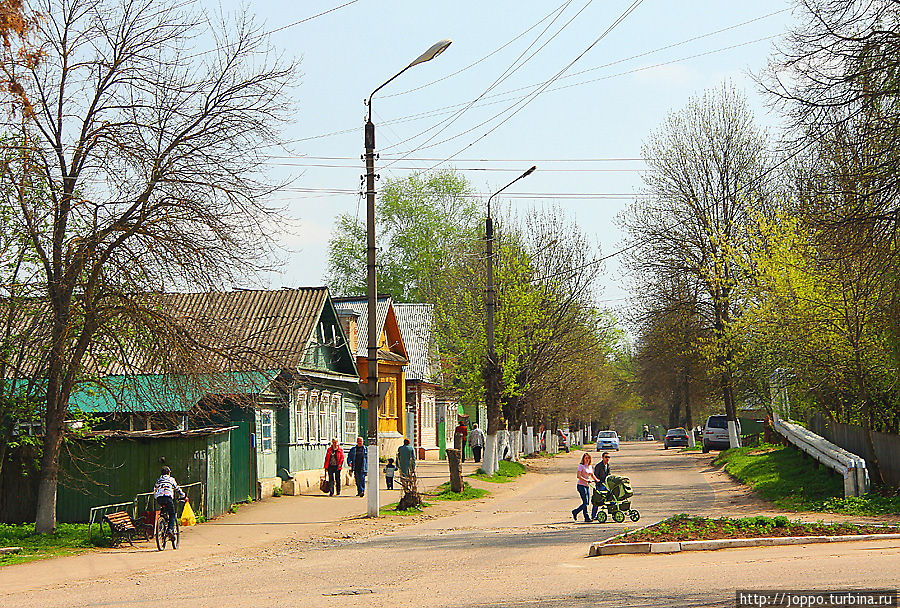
[483,166,536,476]
[364,39,451,518]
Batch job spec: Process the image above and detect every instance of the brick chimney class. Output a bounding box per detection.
[336,309,359,354]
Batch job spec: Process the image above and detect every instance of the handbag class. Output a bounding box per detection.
[319,475,331,494]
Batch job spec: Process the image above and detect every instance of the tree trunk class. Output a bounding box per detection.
[34,413,63,533]
[483,434,497,476]
[447,449,463,493]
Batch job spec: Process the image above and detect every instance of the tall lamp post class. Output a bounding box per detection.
[483,166,536,476]
[364,39,451,518]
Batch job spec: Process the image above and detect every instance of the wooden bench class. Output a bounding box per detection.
[102,511,143,546]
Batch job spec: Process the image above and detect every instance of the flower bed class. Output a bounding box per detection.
[618,514,900,543]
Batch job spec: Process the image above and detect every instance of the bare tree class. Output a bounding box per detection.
[1,0,296,532]
[622,84,774,448]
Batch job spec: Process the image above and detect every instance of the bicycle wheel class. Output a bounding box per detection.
[154,515,167,551]
[171,517,180,550]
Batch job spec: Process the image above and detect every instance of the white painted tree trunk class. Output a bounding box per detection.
[366,445,379,517]
[728,420,742,449]
[687,429,696,448]
[524,426,534,454]
[484,433,498,475]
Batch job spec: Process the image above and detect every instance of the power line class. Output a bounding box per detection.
[380,1,573,99]
[418,0,648,171]
[279,7,786,149]
[181,0,359,61]
[379,0,594,159]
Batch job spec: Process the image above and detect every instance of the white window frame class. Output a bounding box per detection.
[260,410,274,452]
[318,392,329,442]
[308,392,319,443]
[295,389,308,443]
[343,404,357,444]
[330,394,340,444]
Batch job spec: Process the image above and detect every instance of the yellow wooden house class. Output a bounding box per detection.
[334,296,409,455]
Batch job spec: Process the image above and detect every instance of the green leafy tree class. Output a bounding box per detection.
[326,170,477,302]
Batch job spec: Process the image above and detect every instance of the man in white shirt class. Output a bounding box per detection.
[468,423,486,463]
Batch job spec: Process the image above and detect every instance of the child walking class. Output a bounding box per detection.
[384,458,398,489]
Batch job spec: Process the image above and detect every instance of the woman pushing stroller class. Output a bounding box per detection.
[571,453,600,522]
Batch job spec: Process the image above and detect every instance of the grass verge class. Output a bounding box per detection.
[379,502,432,516]
[523,451,553,459]
[618,514,900,543]
[0,523,104,567]
[379,481,489,515]
[714,444,900,515]
[430,482,490,500]
[470,460,527,483]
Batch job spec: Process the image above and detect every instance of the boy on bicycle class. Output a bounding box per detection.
[154,466,185,538]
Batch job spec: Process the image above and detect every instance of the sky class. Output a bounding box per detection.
[219,0,798,313]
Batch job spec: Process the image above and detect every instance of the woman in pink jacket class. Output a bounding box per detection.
[571,453,599,522]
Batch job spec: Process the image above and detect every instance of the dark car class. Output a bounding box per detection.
[664,428,689,449]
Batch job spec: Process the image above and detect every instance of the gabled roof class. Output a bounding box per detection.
[333,296,389,358]
[333,296,402,359]
[393,303,440,382]
[163,287,339,371]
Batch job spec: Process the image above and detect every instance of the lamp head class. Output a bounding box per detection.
[409,39,452,67]
[522,165,537,178]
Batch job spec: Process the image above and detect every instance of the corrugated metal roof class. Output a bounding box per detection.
[332,296,390,358]
[70,371,280,413]
[160,288,329,371]
[393,303,440,382]
[87,426,238,438]
[2,288,334,378]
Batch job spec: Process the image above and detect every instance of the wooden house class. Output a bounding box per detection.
[66,288,362,504]
[394,303,442,460]
[334,296,409,456]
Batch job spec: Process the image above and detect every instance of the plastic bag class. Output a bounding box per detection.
[180,500,197,526]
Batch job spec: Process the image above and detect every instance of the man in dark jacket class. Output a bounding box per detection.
[397,438,416,477]
[346,437,367,497]
[593,451,611,486]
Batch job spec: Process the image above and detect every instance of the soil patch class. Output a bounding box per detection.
[618,514,900,543]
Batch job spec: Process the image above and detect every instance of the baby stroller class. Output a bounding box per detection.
[591,475,640,523]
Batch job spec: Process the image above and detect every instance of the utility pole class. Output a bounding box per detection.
[363,39,451,517]
[483,166,535,476]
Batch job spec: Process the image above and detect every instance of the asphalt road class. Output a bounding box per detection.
[4,442,899,608]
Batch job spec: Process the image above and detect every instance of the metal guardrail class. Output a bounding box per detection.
[772,412,869,497]
[87,482,203,543]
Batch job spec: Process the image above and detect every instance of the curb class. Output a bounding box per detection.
[0,547,22,555]
[588,533,900,556]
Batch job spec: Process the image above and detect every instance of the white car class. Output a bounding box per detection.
[702,415,741,452]
[596,430,620,451]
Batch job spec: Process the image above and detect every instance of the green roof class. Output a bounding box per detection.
[69,371,281,413]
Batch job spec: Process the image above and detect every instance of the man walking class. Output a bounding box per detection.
[346,436,367,497]
[468,423,486,463]
[591,451,612,521]
[397,438,416,478]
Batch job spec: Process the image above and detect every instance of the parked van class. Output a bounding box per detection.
[702,415,740,452]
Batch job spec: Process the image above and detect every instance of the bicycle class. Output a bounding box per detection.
[154,501,181,551]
